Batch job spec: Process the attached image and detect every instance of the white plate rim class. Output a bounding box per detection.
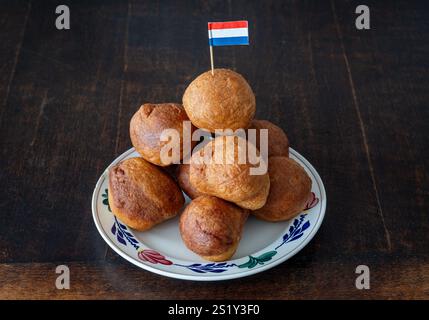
[92,147,327,281]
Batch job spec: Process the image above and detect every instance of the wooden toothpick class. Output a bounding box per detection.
[209,45,214,75]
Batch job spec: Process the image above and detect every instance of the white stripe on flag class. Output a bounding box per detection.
[208,27,248,39]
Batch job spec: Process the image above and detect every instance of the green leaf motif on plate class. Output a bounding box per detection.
[101,188,111,212]
[238,250,277,269]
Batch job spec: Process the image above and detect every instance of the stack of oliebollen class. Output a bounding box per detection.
[108,68,312,261]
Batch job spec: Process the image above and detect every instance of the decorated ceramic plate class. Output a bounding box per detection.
[92,147,326,281]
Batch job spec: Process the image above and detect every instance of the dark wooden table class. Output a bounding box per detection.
[0,0,428,299]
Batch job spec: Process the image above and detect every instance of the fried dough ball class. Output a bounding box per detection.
[183,69,255,132]
[189,135,270,210]
[253,156,312,221]
[108,157,184,231]
[179,195,249,261]
[249,119,289,157]
[130,103,194,166]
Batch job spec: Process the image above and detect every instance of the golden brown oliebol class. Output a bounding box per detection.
[189,135,270,210]
[249,119,289,157]
[130,103,194,166]
[176,163,205,199]
[253,156,312,221]
[179,195,249,261]
[108,157,184,231]
[183,69,256,132]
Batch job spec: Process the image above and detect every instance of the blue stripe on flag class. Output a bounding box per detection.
[209,36,249,46]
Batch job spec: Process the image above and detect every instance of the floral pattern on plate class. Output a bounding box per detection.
[102,189,318,273]
[92,147,326,280]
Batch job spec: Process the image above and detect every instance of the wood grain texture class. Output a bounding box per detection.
[332,0,429,255]
[0,0,30,125]
[0,0,428,299]
[1,256,428,299]
[0,0,128,262]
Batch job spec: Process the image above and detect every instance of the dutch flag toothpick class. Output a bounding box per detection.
[208,20,249,75]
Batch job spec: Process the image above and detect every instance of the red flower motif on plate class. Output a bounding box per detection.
[304,192,319,210]
[138,249,173,265]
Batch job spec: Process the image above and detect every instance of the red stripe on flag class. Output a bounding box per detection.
[208,21,248,30]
